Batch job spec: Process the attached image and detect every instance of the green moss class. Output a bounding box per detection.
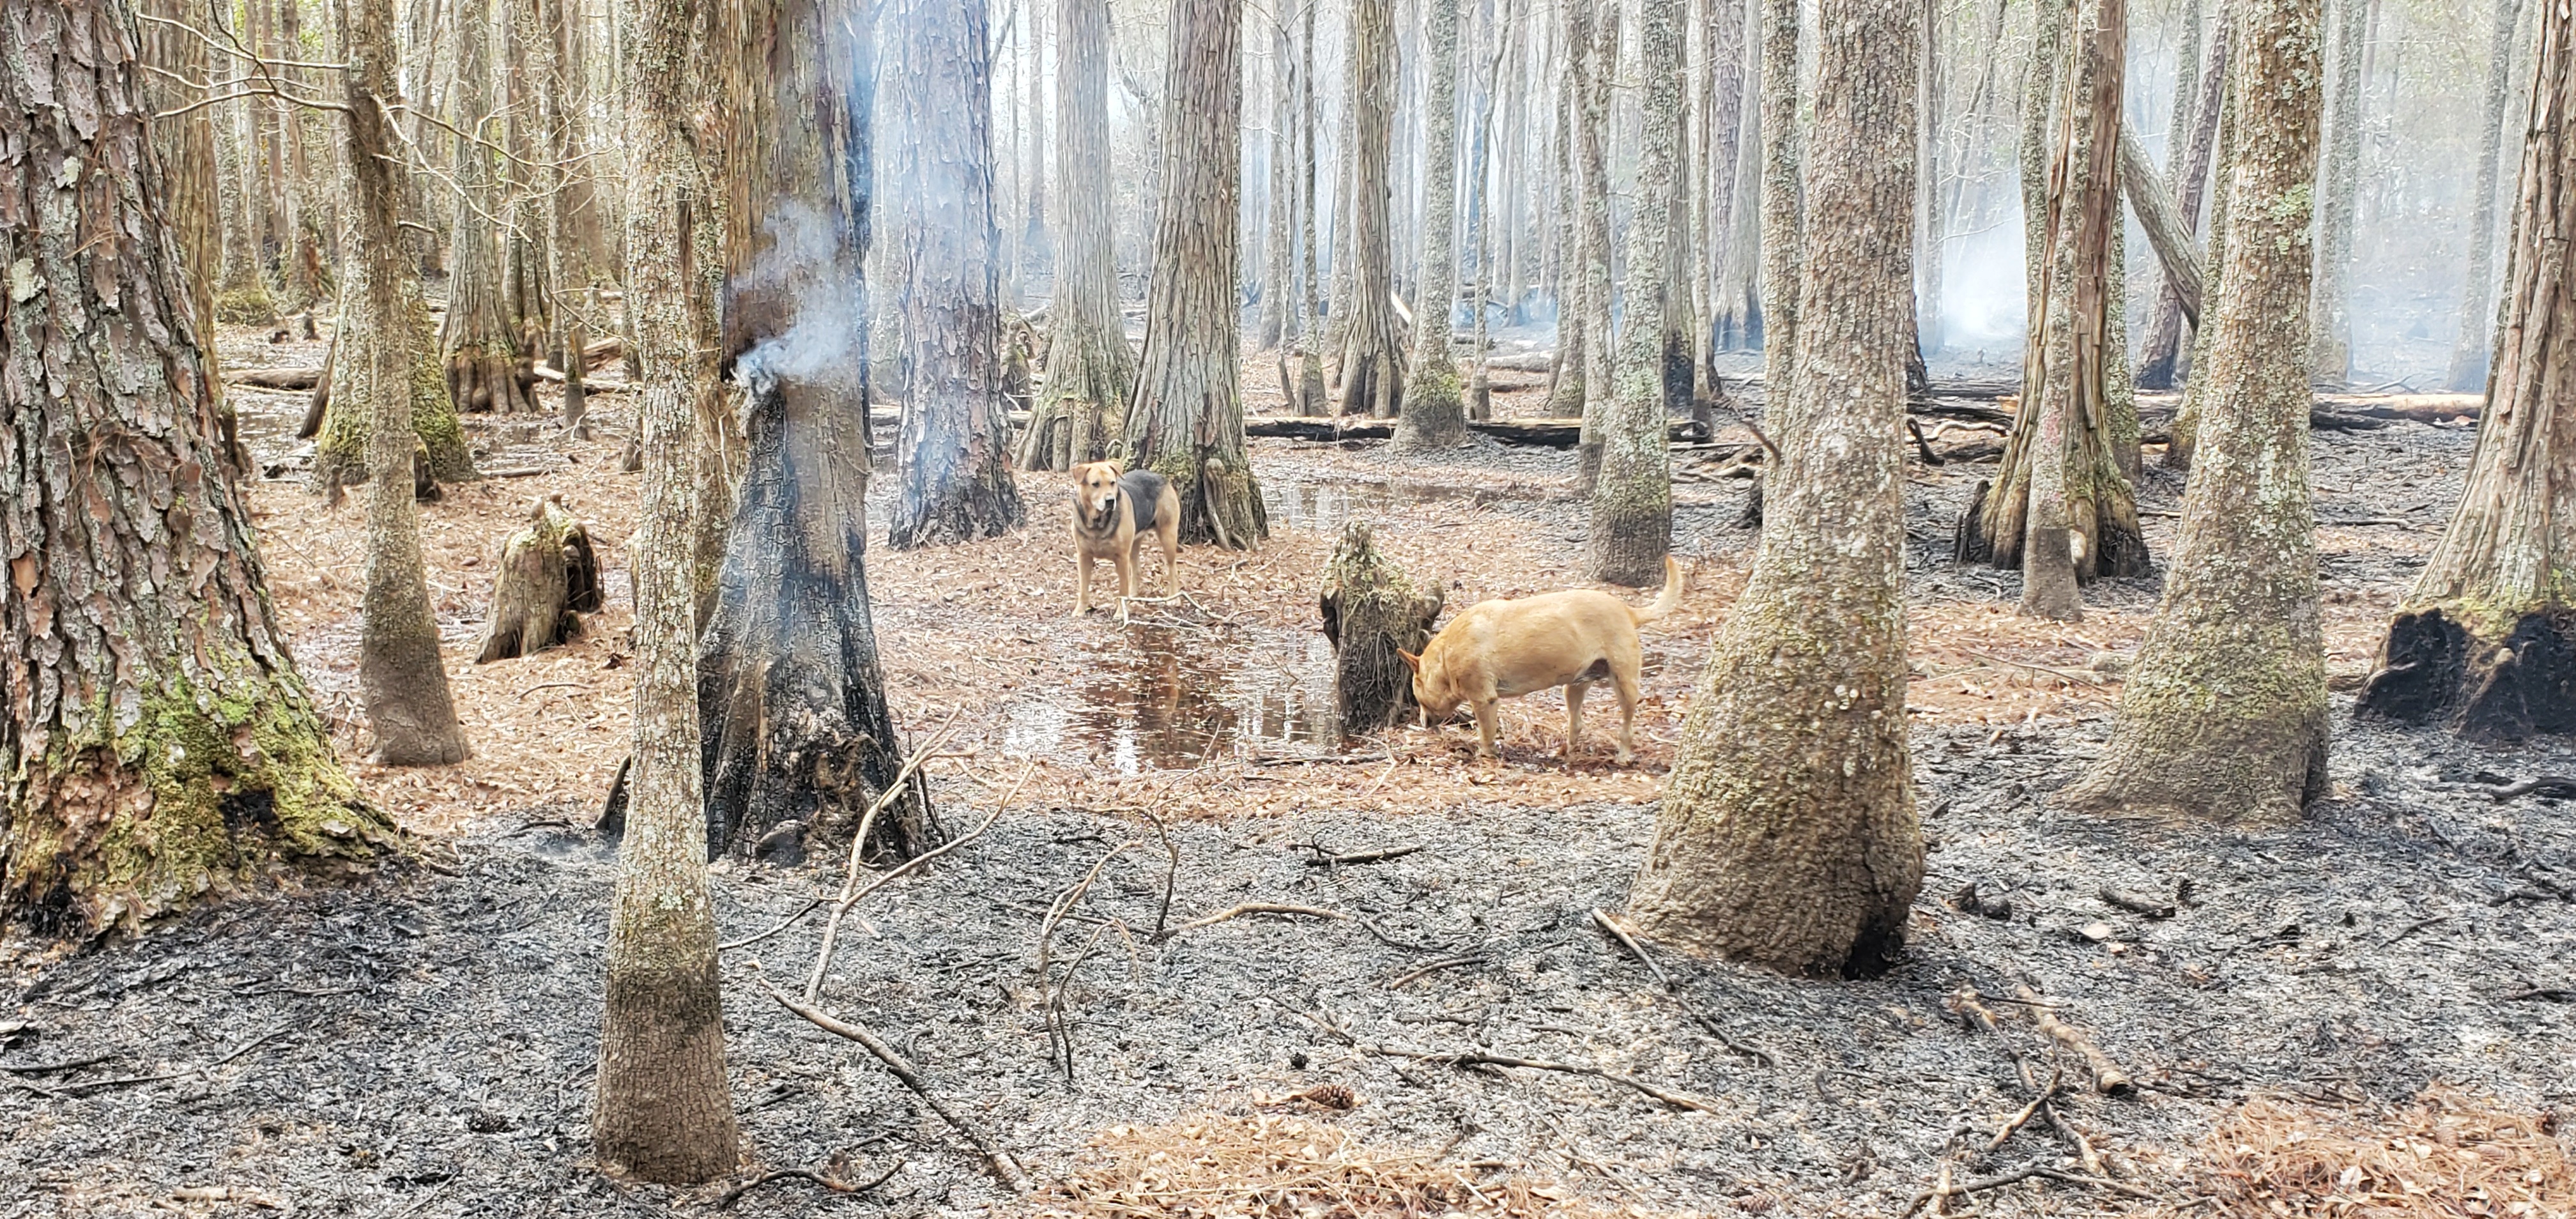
[215,284,278,326]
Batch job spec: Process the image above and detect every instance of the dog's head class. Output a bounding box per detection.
[1397,645,1460,726]
[1073,460,1123,528]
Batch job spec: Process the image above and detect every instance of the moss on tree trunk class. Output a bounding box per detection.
[1320,523,1442,730]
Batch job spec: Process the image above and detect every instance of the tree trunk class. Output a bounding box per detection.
[1121,0,1267,548]
[441,0,536,415]
[2118,127,2205,328]
[2306,0,2366,385]
[1261,20,1291,353]
[349,0,474,767]
[1705,0,1752,353]
[1398,0,1468,447]
[2061,0,2328,825]
[1571,0,1616,485]
[1295,0,1327,417]
[1959,0,2149,608]
[704,0,935,863]
[594,0,740,1177]
[1542,10,1586,416]
[2358,1,2576,740]
[2138,0,2226,389]
[1334,0,1406,418]
[1020,0,1133,470]
[1754,0,1800,409]
[474,497,602,663]
[1625,0,1922,976]
[1321,523,1443,730]
[2446,0,2528,394]
[2165,31,2239,470]
[887,0,1025,549]
[1,0,395,935]
[1587,0,1681,586]
[1916,0,1943,357]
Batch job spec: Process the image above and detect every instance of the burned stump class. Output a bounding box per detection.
[2358,608,2576,740]
[475,496,603,663]
[1319,521,1444,732]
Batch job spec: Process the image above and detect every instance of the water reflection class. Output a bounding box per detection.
[1002,625,1342,774]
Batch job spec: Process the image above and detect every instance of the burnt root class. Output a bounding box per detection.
[2359,608,2576,740]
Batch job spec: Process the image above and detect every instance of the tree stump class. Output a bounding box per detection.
[1320,521,1444,731]
[475,496,604,663]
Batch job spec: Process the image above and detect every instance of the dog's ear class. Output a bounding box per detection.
[1397,649,1420,673]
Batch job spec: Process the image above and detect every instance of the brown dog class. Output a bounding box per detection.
[1071,460,1181,614]
[1400,556,1683,763]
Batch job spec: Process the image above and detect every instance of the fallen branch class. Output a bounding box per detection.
[1168,902,1349,935]
[52,1026,286,1095]
[1297,843,1426,868]
[1590,909,1775,1067]
[1988,1068,2062,1151]
[712,1159,903,1209]
[225,365,323,390]
[1383,954,1488,990]
[762,979,1032,1194]
[2099,887,2177,919]
[803,717,973,1001]
[2016,986,2135,1096]
[1304,1012,1723,1115]
[1898,1164,2050,1219]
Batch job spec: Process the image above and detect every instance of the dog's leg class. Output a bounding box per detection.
[1611,666,1642,765]
[1075,553,1092,615]
[1471,699,1501,760]
[1160,524,1179,595]
[1114,542,1137,603]
[1562,682,1589,759]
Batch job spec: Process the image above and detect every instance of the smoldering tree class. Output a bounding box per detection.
[1586,0,1681,586]
[887,0,1025,548]
[1,0,397,935]
[2062,0,2327,825]
[1396,0,1469,447]
[2358,0,2576,740]
[1018,0,1133,470]
[1958,0,2150,617]
[1625,0,1922,976]
[700,0,935,862]
[592,0,739,1179]
[1120,0,1268,548]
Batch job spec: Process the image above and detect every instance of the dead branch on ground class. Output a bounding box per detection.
[1590,908,1777,1067]
[761,979,1032,1194]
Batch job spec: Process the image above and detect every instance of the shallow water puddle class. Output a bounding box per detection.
[1261,477,1508,533]
[1002,624,1346,772]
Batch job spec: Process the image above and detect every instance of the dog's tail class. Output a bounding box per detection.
[1632,556,1686,625]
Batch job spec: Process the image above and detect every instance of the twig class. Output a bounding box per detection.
[1379,1045,1724,1115]
[1140,809,1179,940]
[1034,843,1137,1079]
[2016,986,2135,1096]
[2034,1168,2161,1200]
[1167,902,1348,935]
[712,1158,904,1209]
[1988,1067,2062,1151]
[802,719,973,1000]
[762,979,1032,1193]
[718,897,825,953]
[1384,954,1488,990]
[1297,843,1426,868]
[1898,1163,2051,1219]
[0,1053,118,1075]
[792,770,1018,985]
[1591,909,1776,1067]
[2098,887,2177,919]
[54,1026,288,1094]
[2041,1100,2108,1176]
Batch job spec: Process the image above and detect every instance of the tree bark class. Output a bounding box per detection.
[1398,0,1468,447]
[2117,126,2204,328]
[2165,29,2240,470]
[2358,1,2576,740]
[887,0,1025,549]
[1571,0,1616,486]
[473,497,602,663]
[1120,0,1267,548]
[703,0,935,863]
[1,0,395,935]
[1321,523,1442,730]
[1333,0,1406,418]
[1295,0,1327,417]
[1587,0,1681,586]
[1705,0,1754,353]
[2306,0,2366,385]
[1753,0,1801,413]
[2138,0,2227,389]
[2061,0,2328,825]
[440,0,536,415]
[1019,0,1133,470]
[1626,0,1922,976]
[1542,4,1587,415]
[593,0,740,1176]
[2446,0,2529,394]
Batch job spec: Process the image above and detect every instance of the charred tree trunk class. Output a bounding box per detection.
[1120,0,1268,548]
[2138,3,2228,390]
[1398,0,1469,447]
[1334,0,1406,418]
[1,0,395,935]
[704,0,933,862]
[1320,523,1443,731]
[2358,2,2576,740]
[594,0,739,1177]
[1019,0,1133,470]
[2307,0,2366,385]
[440,0,536,415]
[1626,0,1922,976]
[1588,0,1681,586]
[887,0,1025,549]
[349,0,473,766]
[2446,0,2528,394]
[2062,0,2328,824]
[1959,0,2149,611]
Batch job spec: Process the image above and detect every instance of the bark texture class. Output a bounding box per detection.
[1586,0,1680,586]
[594,0,739,1172]
[1119,0,1266,548]
[1319,523,1441,731]
[1018,0,1131,471]
[1,0,395,936]
[440,0,537,415]
[1398,0,1468,448]
[2358,0,2576,740]
[1626,0,1922,976]
[703,0,934,863]
[1333,0,1406,418]
[1754,0,1801,410]
[2307,0,2367,384]
[2447,0,2529,394]
[887,0,1025,549]
[2138,11,2230,390]
[2061,0,2329,825]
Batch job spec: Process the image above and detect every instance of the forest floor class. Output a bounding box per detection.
[1,319,2572,1218]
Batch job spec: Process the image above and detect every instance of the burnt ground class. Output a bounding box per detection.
[2,328,2572,1217]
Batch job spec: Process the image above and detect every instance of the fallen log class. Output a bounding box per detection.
[227,365,324,390]
[1247,417,1392,441]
